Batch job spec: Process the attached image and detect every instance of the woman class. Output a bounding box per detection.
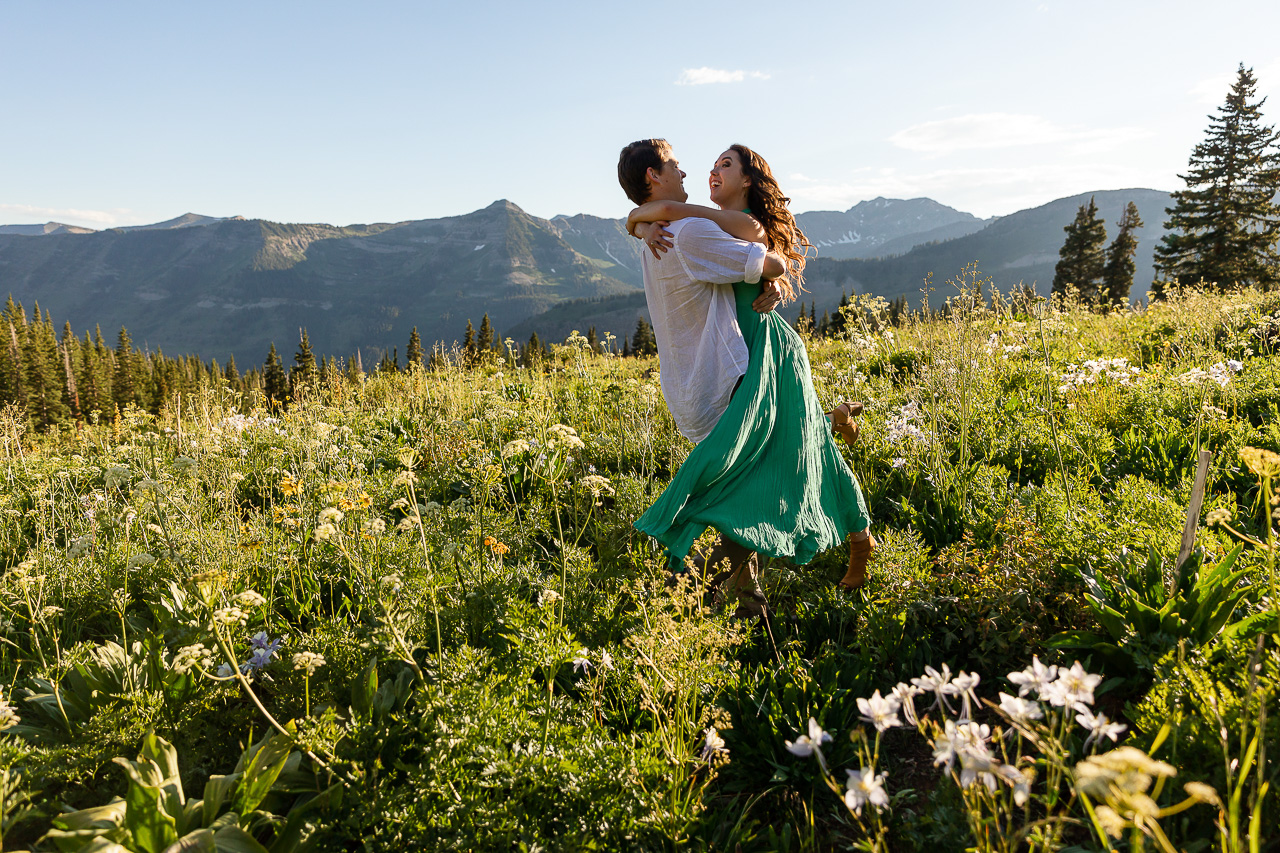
[628,144,874,601]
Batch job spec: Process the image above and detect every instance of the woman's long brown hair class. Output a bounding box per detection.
[730,143,812,304]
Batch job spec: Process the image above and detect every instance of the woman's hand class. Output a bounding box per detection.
[753,279,784,313]
[634,221,673,259]
[626,201,674,235]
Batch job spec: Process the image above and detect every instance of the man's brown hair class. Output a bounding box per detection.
[617,138,672,206]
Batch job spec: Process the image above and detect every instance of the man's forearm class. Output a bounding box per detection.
[762,252,786,280]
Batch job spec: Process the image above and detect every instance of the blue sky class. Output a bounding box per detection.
[4,0,1280,229]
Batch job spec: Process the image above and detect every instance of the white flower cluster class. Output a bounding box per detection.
[0,689,20,730]
[984,333,1024,358]
[292,651,326,675]
[1178,360,1243,388]
[547,424,585,452]
[885,401,928,446]
[234,590,266,608]
[212,606,249,627]
[579,474,614,498]
[1005,656,1125,748]
[67,533,94,558]
[502,439,531,458]
[317,507,344,525]
[104,464,131,489]
[171,643,215,675]
[1058,358,1141,393]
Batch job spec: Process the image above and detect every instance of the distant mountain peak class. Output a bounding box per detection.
[116,213,244,232]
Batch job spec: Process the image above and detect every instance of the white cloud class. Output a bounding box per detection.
[888,113,1148,157]
[0,203,134,227]
[675,67,770,86]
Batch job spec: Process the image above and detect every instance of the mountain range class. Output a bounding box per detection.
[0,191,1171,362]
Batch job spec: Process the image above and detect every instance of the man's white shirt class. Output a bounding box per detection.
[639,217,766,443]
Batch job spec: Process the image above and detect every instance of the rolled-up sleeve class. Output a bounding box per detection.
[673,218,768,285]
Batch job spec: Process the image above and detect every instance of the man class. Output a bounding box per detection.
[616,138,787,603]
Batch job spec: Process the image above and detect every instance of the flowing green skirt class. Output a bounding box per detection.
[636,281,870,569]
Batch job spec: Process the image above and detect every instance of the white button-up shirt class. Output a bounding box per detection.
[640,217,766,443]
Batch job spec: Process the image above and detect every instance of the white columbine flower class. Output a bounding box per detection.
[785,717,833,769]
[911,663,953,714]
[891,682,924,726]
[1007,656,1058,699]
[857,690,902,732]
[1076,708,1128,749]
[844,766,889,815]
[943,671,981,721]
[572,649,591,673]
[1043,661,1103,711]
[702,727,728,760]
[998,691,1044,724]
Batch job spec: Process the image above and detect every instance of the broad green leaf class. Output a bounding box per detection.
[211,825,271,853]
[352,657,378,718]
[164,828,217,853]
[232,728,295,816]
[202,773,241,825]
[123,775,179,853]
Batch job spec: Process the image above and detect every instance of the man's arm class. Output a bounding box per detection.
[629,201,765,243]
[672,218,768,285]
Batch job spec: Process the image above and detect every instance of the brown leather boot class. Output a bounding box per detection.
[839,533,876,590]
[826,401,864,445]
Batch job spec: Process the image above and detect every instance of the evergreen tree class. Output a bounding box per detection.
[478,313,495,354]
[291,328,317,391]
[24,308,68,428]
[830,292,850,337]
[60,321,80,419]
[1102,202,1145,306]
[1155,64,1280,291]
[809,304,817,330]
[526,332,543,367]
[224,354,240,383]
[405,326,424,369]
[586,327,599,353]
[621,337,632,358]
[818,311,830,338]
[1052,196,1108,301]
[77,332,104,417]
[262,344,288,403]
[794,301,809,333]
[463,320,476,362]
[631,317,658,357]
[113,327,138,412]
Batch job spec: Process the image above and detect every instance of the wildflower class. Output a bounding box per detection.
[502,439,531,458]
[173,456,198,475]
[68,533,94,558]
[599,649,614,671]
[1074,746,1175,836]
[886,402,928,446]
[314,522,337,541]
[483,536,510,556]
[701,727,728,760]
[421,501,442,514]
[105,464,131,488]
[216,663,235,678]
[279,475,301,495]
[844,766,889,815]
[172,643,214,675]
[292,651,326,676]
[391,470,417,488]
[998,763,1032,806]
[943,671,981,720]
[572,649,591,673]
[910,663,953,714]
[128,553,157,568]
[212,607,249,627]
[998,691,1043,723]
[785,718,833,767]
[538,589,562,608]
[0,691,20,730]
[390,497,410,511]
[1007,656,1058,699]
[891,682,924,725]
[546,424,585,452]
[234,590,266,609]
[857,690,902,732]
[1076,708,1127,749]
[396,518,416,533]
[1042,661,1102,711]
[579,474,614,499]
[364,518,387,535]
[317,507,344,526]
[891,457,907,469]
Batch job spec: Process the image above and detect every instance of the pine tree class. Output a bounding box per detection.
[526,332,542,367]
[586,327,599,353]
[262,344,288,403]
[463,320,476,363]
[405,326,424,369]
[291,328,317,392]
[830,292,850,337]
[113,327,138,412]
[794,301,810,333]
[631,317,658,357]
[224,354,240,383]
[621,337,632,358]
[1102,202,1145,306]
[1052,197,1108,302]
[478,314,495,354]
[1155,64,1280,292]
[60,321,80,419]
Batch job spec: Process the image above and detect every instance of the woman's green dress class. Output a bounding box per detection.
[635,279,871,569]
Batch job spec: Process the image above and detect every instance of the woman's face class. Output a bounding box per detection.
[709,149,750,209]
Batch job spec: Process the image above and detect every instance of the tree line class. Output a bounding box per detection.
[1052,64,1280,303]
